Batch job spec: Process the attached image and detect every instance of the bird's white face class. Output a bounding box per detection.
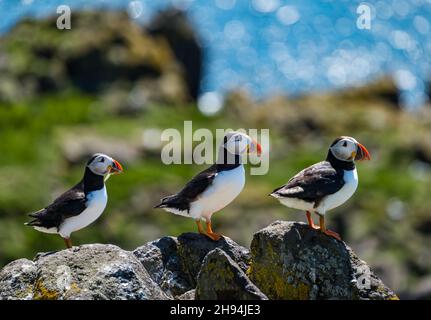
[224,132,262,156]
[87,153,123,176]
[330,136,371,162]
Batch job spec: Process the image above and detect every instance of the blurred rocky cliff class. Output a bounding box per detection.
[0,9,201,111]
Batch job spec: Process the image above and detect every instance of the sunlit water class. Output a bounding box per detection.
[0,0,430,112]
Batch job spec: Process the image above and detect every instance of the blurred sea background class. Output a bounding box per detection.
[1,0,431,299]
[1,0,431,109]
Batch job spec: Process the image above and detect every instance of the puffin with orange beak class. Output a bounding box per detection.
[155,131,262,241]
[25,153,123,248]
[270,136,370,241]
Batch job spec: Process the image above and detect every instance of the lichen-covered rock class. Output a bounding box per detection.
[0,244,169,300]
[133,236,191,298]
[133,234,251,298]
[249,221,398,300]
[0,223,398,300]
[0,259,37,300]
[177,233,251,287]
[196,249,267,300]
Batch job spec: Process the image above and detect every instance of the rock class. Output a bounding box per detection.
[0,222,398,300]
[60,133,141,167]
[133,234,251,298]
[195,249,268,300]
[0,259,37,300]
[177,289,196,300]
[148,8,202,101]
[177,233,251,287]
[334,77,400,109]
[0,244,169,300]
[133,236,191,298]
[249,221,398,300]
[0,10,190,105]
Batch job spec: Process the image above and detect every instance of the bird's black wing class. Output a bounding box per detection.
[26,182,87,229]
[155,165,218,211]
[271,161,345,206]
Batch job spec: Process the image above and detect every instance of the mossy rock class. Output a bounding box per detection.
[176,232,251,287]
[195,248,267,300]
[249,221,398,300]
[0,244,169,300]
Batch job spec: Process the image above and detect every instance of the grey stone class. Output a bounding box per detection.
[133,236,191,298]
[0,259,37,300]
[195,249,267,300]
[249,221,398,300]
[0,222,398,300]
[0,244,169,300]
[177,289,196,300]
[177,233,251,287]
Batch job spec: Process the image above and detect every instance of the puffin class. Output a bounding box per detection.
[155,131,262,241]
[270,136,370,241]
[25,153,123,248]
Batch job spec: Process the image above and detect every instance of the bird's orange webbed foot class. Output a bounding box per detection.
[322,229,341,241]
[206,232,222,241]
[319,215,341,241]
[306,211,320,230]
[205,220,223,241]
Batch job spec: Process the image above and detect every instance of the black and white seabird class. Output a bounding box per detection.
[25,153,123,248]
[270,136,370,240]
[155,131,262,241]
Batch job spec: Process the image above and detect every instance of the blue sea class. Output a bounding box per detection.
[0,0,430,111]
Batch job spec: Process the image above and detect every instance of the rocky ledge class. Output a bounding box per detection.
[0,221,398,300]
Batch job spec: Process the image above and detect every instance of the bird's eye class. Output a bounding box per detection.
[342,141,348,147]
[100,158,105,163]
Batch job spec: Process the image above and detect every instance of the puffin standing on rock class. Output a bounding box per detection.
[155,131,262,241]
[25,153,123,248]
[270,136,370,241]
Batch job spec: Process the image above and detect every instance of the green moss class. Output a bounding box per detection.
[246,266,252,276]
[249,261,310,299]
[203,261,235,283]
[249,240,310,299]
[376,285,400,300]
[14,286,34,300]
[33,279,59,300]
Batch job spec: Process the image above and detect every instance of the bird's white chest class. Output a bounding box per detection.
[191,165,245,219]
[319,168,358,213]
[59,187,108,238]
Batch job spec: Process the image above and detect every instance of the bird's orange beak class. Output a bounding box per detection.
[109,159,124,174]
[355,143,371,161]
[248,139,262,156]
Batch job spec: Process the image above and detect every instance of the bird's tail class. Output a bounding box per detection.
[24,220,39,227]
[269,185,285,198]
[24,208,45,226]
[154,195,177,209]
